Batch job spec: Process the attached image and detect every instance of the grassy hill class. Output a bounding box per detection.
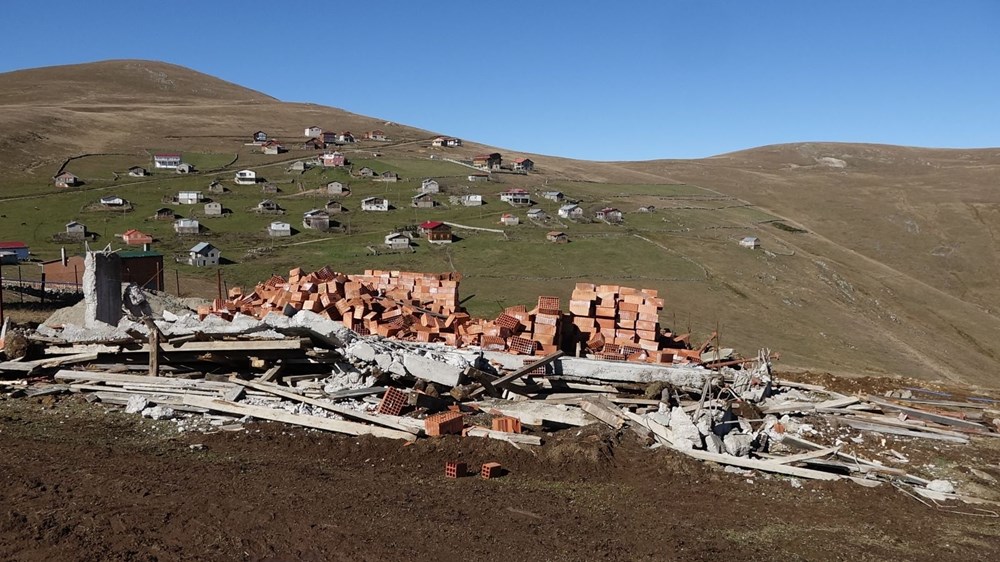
[2,60,998,388]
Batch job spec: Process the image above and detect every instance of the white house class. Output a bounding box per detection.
[500,189,531,206]
[174,218,200,234]
[461,194,483,206]
[468,173,489,182]
[739,236,761,249]
[268,221,292,237]
[188,242,221,267]
[500,213,520,226]
[128,166,148,177]
[304,126,323,138]
[234,170,257,185]
[384,232,411,250]
[361,197,390,212]
[100,195,126,207]
[420,179,440,193]
[177,191,202,205]
[541,191,564,202]
[558,204,583,219]
[153,153,181,169]
[176,163,195,174]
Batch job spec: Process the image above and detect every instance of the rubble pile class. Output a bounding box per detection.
[205,267,709,365]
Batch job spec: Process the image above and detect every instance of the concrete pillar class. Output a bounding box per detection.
[83,251,122,328]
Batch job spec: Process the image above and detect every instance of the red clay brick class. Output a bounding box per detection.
[425,412,465,436]
[377,387,408,416]
[445,461,467,478]
[481,462,503,479]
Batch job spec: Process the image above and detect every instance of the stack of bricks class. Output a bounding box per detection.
[425,411,465,436]
[473,296,564,356]
[491,416,522,433]
[568,283,676,364]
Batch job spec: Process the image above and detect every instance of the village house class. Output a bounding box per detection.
[558,204,583,219]
[174,218,200,235]
[377,171,399,182]
[638,205,656,213]
[461,194,483,206]
[252,131,268,143]
[302,138,326,150]
[321,152,345,167]
[500,188,531,206]
[65,221,86,239]
[262,140,286,155]
[473,153,502,171]
[412,192,435,208]
[326,181,347,195]
[177,191,202,205]
[739,236,761,249]
[321,131,339,145]
[358,166,376,177]
[121,228,153,245]
[176,163,195,174]
[0,241,29,264]
[53,171,80,188]
[204,202,223,216]
[268,221,292,237]
[337,132,355,143]
[304,126,323,138]
[547,231,569,244]
[41,251,164,291]
[384,232,411,250]
[153,153,181,169]
[541,191,565,202]
[188,242,221,267]
[288,160,313,172]
[153,207,176,220]
[419,221,452,244]
[100,195,126,207]
[208,180,226,194]
[128,166,148,177]
[365,130,388,141]
[261,182,279,194]
[174,218,201,234]
[499,213,519,226]
[527,208,546,220]
[302,209,331,231]
[431,136,462,147]
[420,179,440,193]
[596,207,623,223]
[512,157,535,172]
[257,199,281,213]
[468,173,489,182]
[361,197,390,212]
[234,170,257,185]
[325,200,343,214]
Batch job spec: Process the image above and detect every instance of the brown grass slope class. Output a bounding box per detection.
[1,60,998,386]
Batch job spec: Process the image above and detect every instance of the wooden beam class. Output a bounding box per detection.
[839,418,969,444]
[674,448,842,481]
[471,351,565,398]
[182,395,416,441]
[579,396,627,429]
[767,446,840,465]
[473,399,592,427]
[463,427,542,446]
[866,395,988,431]
[230,378,417,435]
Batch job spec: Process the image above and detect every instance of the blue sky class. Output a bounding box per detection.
[1,1,998,160]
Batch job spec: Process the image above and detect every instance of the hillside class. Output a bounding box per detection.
[1,60,998,388]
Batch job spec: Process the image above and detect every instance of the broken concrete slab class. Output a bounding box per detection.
[402,353,464,387]
[474,400,593,427]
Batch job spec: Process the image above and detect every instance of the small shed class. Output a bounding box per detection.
[65,221,86,238]
[128,166,148,177]
[326,181,347,195]
[412,192,435,208]
[261,182,279,194]
[547,231,569,244]
[176,163,195,174]
[500,214,519,226]
[122,229,153,245]
[420,179,440,193]
[361,197,389,212]
[177,191,202,205]
[188,242,221,267]
[541,191,564,202]
[257,199,281,213]
[204,202,223,216]
[325,200,344,214]
[154,208,176,220]
[358,167,375,177]
[54,172,80,188]
[739,236,761,249]
[302,209,331,231]
[461,194,483,206]
[252,131,268,143]
[268,221,292,237]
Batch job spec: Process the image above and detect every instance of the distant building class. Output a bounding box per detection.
[499,213,519,226]
[558,204,582,219]
[473,153,502,171]
[596,207,623,223]
[304,126,323,138]
[419,221,452,244]
[53,171,80,188]
[468,173,489,182]
[188,242,220,267]
[268,221,292,237]
[500,189,531,206]
[432,136,462,147]
[204,202,223,216]
[176,163,195,174]
[337,132,356,143]
[384,232,411,250]
[153,207,176,221]
[377,170,399,182]
[411,192,435,208]
[739,236,761,249]
[365,130,388,141]
[512,157,535,172]
[361,197,390,212]
[321,152,345,167]
[302,138,325,150]
[541,191,564,202]
[326,181,347,195]
[128,166,148,177]
[526,208,546,220]
[420,179,440,193]
[252,131,268,143]
[174,218,200,235]
[302,209,331,231]
[153,153,182,169]
[208,180,226,194]
[235,169,257,185]
[261,182,279,194]
[547,231,569,244]
[177,191,202,205]
[325,200,343,214]
[261,140,286,155]
[461,194,483,206]
[65,221,86,239]
[257,199,281,213]
[638,205,655,213]
[0,241,28,264]
[122,228,153,245]
[358,166,376,177]
[100,195,126,207]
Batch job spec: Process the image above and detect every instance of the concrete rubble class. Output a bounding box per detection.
[2,264,999,506]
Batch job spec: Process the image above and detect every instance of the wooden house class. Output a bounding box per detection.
[257,199,281,213]
[547,231,569,244]
[188,242,220,267]
[321,131,339,145]
[411,192,435,208]
[541,191,564,202]
[337,131,355,143]
[325,200,343,213]
[302,138,325,150]
[53,171,80,188]
[377,171,399,182]
[512,157,535,172]
[358,166,375,177]
[154,207,176,220]
[419,221,452,244]
[473,153,502,171]
[302,209,331,231]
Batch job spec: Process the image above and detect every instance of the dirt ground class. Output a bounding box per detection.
[2,387,1000,562]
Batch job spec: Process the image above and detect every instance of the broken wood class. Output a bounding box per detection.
[579,396,627,429]
[463,426,542,446]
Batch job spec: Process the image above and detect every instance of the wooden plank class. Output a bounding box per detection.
[0,352,99,374]
[768,446,840,465]
[840,418,969,444]
[621,409,674,445]
[124,339,306,353]
[473,399,592,427]
[579,396,627,429]
[865,396,987,431]
[675,448,842,481]
[54,370,234,390]
[471,351,564,398]
[230,378,418,435]
[326,386,388,401]
[763,396,860,414]
[463,427,542,446]
[181,395,416,441]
